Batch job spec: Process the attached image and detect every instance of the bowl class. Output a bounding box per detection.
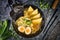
[10,4,45,38]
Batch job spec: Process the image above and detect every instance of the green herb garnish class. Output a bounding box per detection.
[40,1,50,9]
[23,18,32,25]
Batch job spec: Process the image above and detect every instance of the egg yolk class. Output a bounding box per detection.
[18,26,25,33]
[25,27,31,35]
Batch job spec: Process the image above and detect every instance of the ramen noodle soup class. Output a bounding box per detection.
[15,6,42,35]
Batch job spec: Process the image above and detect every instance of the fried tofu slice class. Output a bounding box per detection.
[30,9,38,16]
[31,13,41,19]
[24,8,29,17]
[28,6,34,13]
[32,18,42,25]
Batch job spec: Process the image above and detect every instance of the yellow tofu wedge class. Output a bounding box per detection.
[32,18,42,25]
[30,9,38,16]
[24,12,29,17]
[31,13,41,19]
[28,6,34,13]
[24,9,28,17]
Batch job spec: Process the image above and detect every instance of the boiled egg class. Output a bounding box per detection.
[25,27,31,35]
[18,26,25,33]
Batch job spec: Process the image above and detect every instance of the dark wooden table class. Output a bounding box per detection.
[0,0,60,40]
